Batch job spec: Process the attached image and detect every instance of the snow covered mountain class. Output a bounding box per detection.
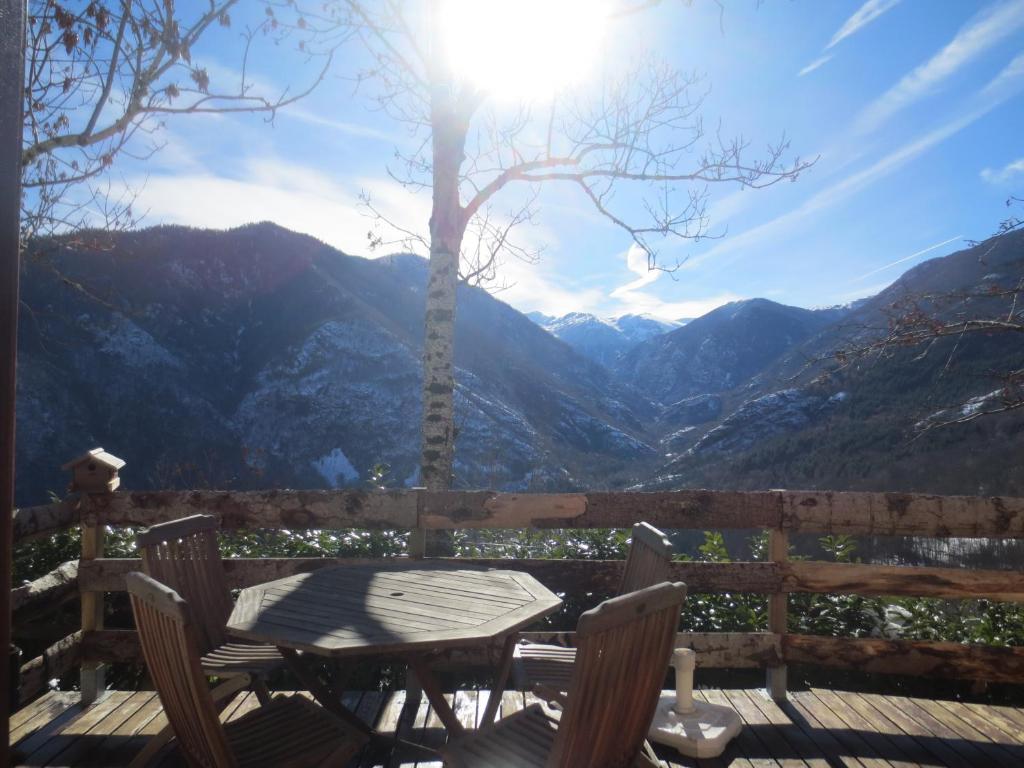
[531,312,682,367]
[15,223,1024,501]
[15,224,653,503]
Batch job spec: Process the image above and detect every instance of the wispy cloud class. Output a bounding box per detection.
[610,288,742,322]
[496,256,606,317]
[981,156,1024,184]
[827,0,902,50]
[853,235,963,282]
[610,244,662,297]
[799,55,834,77]
[280,106,399,144]
[604,245,738,320]
[799,0,900,76]
[686,54,1024,274]
[855,0,1024,134]
[834,281,894,303]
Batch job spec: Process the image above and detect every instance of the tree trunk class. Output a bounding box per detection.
[419,93,467,495]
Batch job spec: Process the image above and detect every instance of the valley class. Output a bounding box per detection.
[14,224,1024,507]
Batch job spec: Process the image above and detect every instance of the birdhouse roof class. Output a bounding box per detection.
[61,447,126,471]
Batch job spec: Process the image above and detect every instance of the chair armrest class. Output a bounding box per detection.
[211,673,252,704]
[532,683,568,710]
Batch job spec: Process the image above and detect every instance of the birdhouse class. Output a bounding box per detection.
[62,448,125,493]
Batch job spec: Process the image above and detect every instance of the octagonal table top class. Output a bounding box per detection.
[225,562,563,657]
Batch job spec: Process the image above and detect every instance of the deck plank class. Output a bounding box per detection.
[702,689,763,767]
[10,693,78,745]
[735,689,832,768]
[722,689,808,768]
[10,687,1024,768]
[959,702,1024,743]
[889,696,996,767]
[849,693,971,768]
[808,688,922,768]
[907,697,1022,768]
[23,691,133,767]
[784,691,873,768]
[934,699,1024,750]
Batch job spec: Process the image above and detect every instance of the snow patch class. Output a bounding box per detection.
[312,448,360,487]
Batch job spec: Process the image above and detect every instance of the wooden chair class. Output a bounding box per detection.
[443,581,687,768]
[126,571,367,768]
[514,522,673,691]
[137,514,284,700]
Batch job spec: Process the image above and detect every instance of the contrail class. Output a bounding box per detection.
[854,235,962,282]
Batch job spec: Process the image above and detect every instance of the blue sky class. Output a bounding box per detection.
[116,0,1024,321]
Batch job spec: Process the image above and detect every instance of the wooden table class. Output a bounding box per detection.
[225,563,562,736]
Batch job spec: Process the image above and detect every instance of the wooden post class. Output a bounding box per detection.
[0,0,26,760]
[408,529,426,559]
[409,486,426,558]
[79,505,106,704]
[766,528,788,701]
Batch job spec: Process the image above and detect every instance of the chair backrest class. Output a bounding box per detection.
[618,522,673,595]
[137,514,234,654]
[548,581,686,768]
[126,571,237,768]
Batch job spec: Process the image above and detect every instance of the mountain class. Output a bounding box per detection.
[532,312,680,367]
[14,223,1024,504]
[15,224,653,504]
[614,299,840,405]
[645,231,1024,495]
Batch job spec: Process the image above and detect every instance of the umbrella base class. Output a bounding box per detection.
[647,693,742,758]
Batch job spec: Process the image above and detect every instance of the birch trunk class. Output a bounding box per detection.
[419,91,468,494]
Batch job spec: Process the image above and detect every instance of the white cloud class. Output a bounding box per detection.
[981,50,1024,98]
[124,157,429,257]
[853,235,963,282]
[981,157,1024,184]
[600,244,737,319]
[609,288,742,322]
[494,256,606,317]
[798,0,899,77]
[827,0,902,50]
[687,54,1024,274]
[279,106,400,144]
[609,244,662,297]
[856,0,1024,134]
[799,55,834,77]
[834,281,893,303]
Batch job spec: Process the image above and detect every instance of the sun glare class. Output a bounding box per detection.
[440,0,608,101]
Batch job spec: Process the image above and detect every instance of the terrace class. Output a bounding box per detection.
[8,474,1024,767]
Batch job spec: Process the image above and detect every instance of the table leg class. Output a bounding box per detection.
[277,647,371,735]
[479,634,517,729]
[407,655,465,737]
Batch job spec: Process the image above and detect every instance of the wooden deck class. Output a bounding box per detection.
[10,687,1024,767]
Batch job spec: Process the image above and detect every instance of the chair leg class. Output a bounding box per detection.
[127,722,174,768]
[253,677,272,705]
[129,674,252,767]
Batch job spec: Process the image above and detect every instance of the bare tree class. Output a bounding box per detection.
[21,0,338,245]
[289,0,813,497]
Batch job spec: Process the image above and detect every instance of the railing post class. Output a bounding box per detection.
[409,486,426,558]
[65,448,124,704]
[79,504,105,704]
[766,527,788,701]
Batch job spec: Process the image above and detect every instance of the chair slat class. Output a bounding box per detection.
[447,581,686,768]
[547,582,686,768]
[127,571,366,768]
[139,514,235,655]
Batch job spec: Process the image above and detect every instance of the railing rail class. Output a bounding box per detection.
[11,484,1024,704]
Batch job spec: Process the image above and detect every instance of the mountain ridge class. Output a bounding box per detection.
[14,223,1024,502]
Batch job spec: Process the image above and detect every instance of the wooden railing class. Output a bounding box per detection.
[11,486,1024,705]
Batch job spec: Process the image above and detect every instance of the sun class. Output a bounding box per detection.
[439,0,608,102]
